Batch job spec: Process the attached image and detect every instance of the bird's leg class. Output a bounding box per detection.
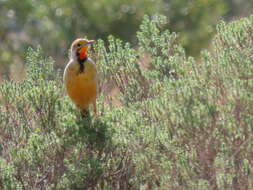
[81,109,90,118]
[93,100,97,117]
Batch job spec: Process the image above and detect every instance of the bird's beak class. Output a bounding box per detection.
[86,40,95,45]
[78,40,95,49]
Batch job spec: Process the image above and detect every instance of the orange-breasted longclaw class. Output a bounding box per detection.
[63,38,97,117]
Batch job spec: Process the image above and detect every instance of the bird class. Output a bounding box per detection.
[63,38,97,118]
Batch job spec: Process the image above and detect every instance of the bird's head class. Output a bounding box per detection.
[70,38,95,61]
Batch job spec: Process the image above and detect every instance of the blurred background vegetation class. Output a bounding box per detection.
[0,14,252,189]
[0,0,252,78]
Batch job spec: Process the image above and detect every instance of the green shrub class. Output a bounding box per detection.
[0,15,252,189]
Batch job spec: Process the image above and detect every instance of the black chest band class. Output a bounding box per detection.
[76,52,87,73]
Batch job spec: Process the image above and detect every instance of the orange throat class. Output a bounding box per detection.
[78,47,88,60]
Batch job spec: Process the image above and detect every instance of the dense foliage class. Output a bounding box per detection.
[0,14,253,189]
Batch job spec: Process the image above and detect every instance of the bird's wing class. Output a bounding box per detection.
[63,59,77,82]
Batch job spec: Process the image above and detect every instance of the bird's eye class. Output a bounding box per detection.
[77,43,81,47]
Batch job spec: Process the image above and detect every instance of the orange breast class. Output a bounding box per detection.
[66,75,97,110]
